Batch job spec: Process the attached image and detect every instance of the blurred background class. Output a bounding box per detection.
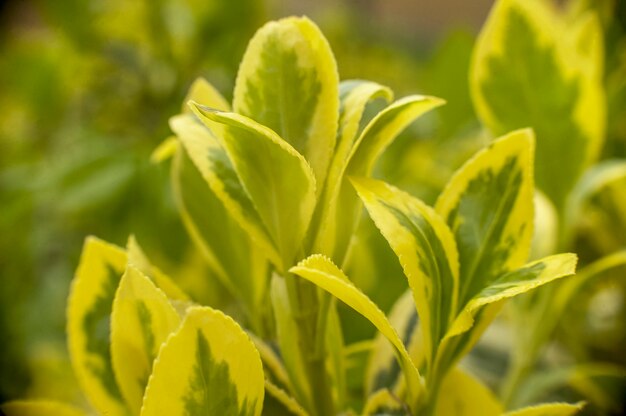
[0,0,624,411]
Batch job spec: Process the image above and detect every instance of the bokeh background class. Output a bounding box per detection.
[1,0,625,411]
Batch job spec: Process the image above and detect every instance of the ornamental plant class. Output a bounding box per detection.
[2,10,603,416]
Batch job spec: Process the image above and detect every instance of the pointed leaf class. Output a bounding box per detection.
[184,77,230,113]
[141,306,264,416]
[1,401,87,416]
[171,146,268,314]
[436,129,535,308]
[470,0,605,209]
[332,95,445,263]
[170,113,281,268]
[190,105,316,268]
[504,402,585,416]
[233,16,339,188]
[352,176,459,369]
[110,266,181,415]
[311,80,392,254]
[67,237,128,416]
[290,255,423,408]
[448,253,577,338]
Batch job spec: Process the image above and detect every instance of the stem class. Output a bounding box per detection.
[500,356,533,408]
[284,274,335,416]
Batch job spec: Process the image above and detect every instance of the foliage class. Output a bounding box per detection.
[2,0,626,415]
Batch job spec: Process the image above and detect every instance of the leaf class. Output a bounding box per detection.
[171,145,268,315]
[435,129,535,308]
[447,253,577,341]
[232,16,339,189]
[434,369,502,416]
[126,236,190,302]
[352,176,459,370]
[289,254,424,409]
[110,266,181,415]
[141,306,264,416]
[170,113,281,269]
[470,0,605,209]
[262,381,309,416]
[67,237,129,416]
[190,105,317,268]
[332,95,445,263]
[503,402,585,416]
[366,290,419,395]
[311,80,392,255]
[0,401,87,416]
[184,77,230,113]
[530,191,558,260]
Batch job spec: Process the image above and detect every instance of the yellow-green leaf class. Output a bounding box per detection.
[110,266,181,415]
[289,254,423,409]
[436,129,534,309]
[171,145,268,317]
[232,16,338,189]
[190,105,317,268]
[447,253,577,339]
[67,237,128,416]
[470,0,605,209]
[352,176,459,371]
[330,96,445,263]
[1,401,87,416]
[184,77,230,113]
[362,389,408,415]
[434,369,502,416]
[170,113,281,268]
[504,402,585,416]
[141,306,264,416]
[311,80,392,255]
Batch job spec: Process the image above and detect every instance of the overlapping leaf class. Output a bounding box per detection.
[141,306,264,416]
[67,237,129,416]
[110,266,181,414]
[233,16,339,190]
[190,106,316,269]
[352,176,459,370]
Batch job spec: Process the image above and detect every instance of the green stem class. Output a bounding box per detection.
[285,274,335,416]
[500,353,533,408]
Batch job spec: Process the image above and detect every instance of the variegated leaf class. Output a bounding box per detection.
[436,129,535,308]
[289,255,423,409]
[67,237,129,416]
[233,16,339,190]
[447,253,577,338]
[171,145,268,319]
[170,113,281,268]
[352,176,459,371]
[330,96,445,263]
[190,105,317,269]
[183,77,230,113]
[141,306,264,416]
[311,80,392,255]
[471,0,605,209]
[1,401,87,416]
[110,266,181,414]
